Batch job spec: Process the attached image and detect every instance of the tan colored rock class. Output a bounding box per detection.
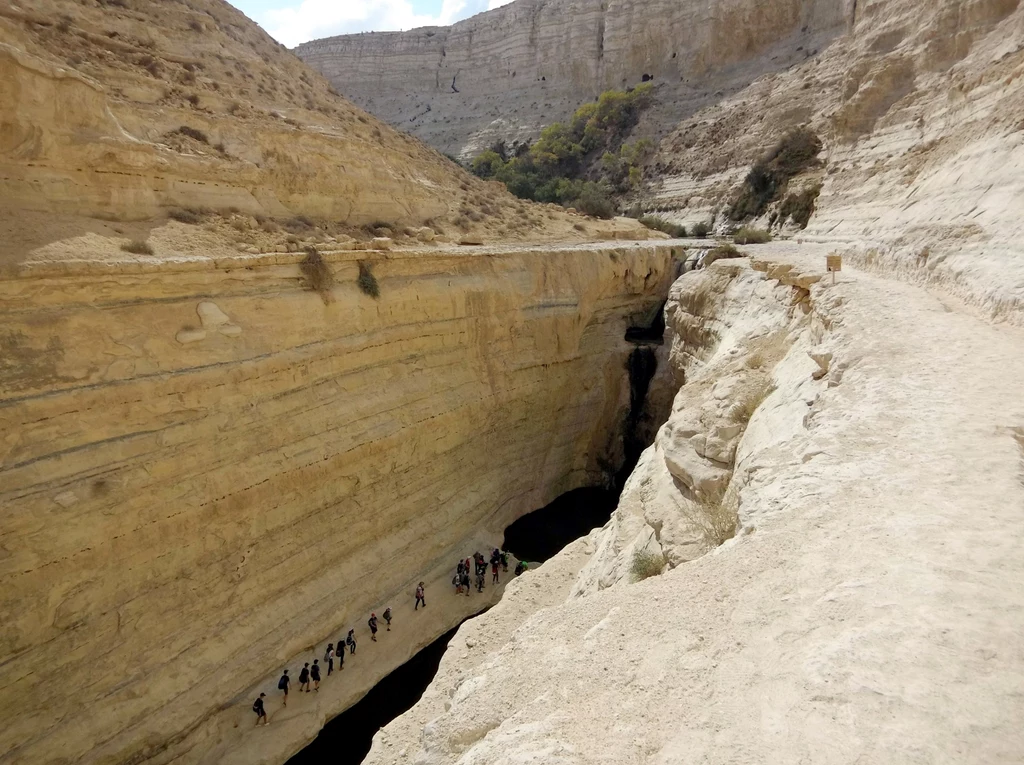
[0,240,675,765]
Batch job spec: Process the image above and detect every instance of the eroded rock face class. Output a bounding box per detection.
[295,0,849,157]
[0,241,675,764]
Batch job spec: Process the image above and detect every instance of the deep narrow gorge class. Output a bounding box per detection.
[0,241,679,765]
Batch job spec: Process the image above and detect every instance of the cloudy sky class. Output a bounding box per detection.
[228,0,515,47]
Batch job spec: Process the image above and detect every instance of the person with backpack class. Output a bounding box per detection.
[383,607,392,631]
[310,659,321,691]
[476,570,485,592]
[277,669,290,706]
[514,560,526,576]
[325,643,335,676]
[461,569,471,596]
[298,662,311,693]
[500,550,509,572]
[253,692,269,726]
[368,613,379,642]
[453,570,462,595]
[415,582,426,610]
[336,638,345,669]
[346,629,357,655]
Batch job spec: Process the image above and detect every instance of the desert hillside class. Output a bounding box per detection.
[0,0,624,275]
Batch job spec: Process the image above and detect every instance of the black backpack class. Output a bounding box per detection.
[253,699,262,713]
[278,675,287,690]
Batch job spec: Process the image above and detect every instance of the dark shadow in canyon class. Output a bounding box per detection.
[285,618,467,765]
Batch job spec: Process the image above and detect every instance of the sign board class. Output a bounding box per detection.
[826,254,842,272]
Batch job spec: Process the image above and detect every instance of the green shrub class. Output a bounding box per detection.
[120,239,153,255]
[630,548,665,581]
[691,221,711,238]
[640,215,686,237]
[574,183,616,219]
[733,227,771,244]
[469,84,655,208]
[357,261,380,298]
[728,127,821,221]
[779,184,822,228]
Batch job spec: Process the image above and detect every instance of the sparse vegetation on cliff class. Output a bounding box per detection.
[120,239,153,255]
[469,84,655,215]
[640,215,687,237]
[728,128,822,221]
[357,261,380,298]
[733,226,771,244]
[630,548,666,581]
[300,246,333,301]
[778,183,822,228]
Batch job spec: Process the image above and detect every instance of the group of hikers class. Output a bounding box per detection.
[453,548,527,594]
[251,595,402,725]
[252,548,531,726]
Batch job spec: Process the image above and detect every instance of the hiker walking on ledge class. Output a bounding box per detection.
[325,643,335,676]
[415,582,426,610]
[346,629,357,655]
[278,669,290,706]
[253,693,269,726]
[383,606,392,631]
[368,613,379,642]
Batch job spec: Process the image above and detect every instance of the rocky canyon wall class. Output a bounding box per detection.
[651,0,1024,324]
[0,240,676,765]
[295,0,851,157]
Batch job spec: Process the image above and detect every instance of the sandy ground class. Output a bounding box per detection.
[363,247,1024,764]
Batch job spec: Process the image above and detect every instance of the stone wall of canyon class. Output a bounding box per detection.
[0,241,676,765]
[295,0,851,157]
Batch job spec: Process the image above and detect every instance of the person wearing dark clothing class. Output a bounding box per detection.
[325,643,335,676]
[461,570,471,595]
[253,693,269,725]
[278,670,290,706]
[492,560,500,584]
[336,639,345,669]
[476,571,485,592]
[515,560,526,576]
[346,629,356,654]
[383,607,392,631]
[299,663,311,693]
[415,582,426,610]
[501,550,509,572]
[368,613,379,641]
[310,660,321,690]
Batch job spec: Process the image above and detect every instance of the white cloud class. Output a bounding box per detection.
[264,0,495,47]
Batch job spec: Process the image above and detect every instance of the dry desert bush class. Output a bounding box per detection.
[630,548,666,581]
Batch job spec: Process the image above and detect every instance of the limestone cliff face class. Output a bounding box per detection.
[295,0,850,157]
[0,241,676,764]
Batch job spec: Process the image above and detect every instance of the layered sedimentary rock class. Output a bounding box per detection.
[0,240,676,764]
[295,0,849,157]
[0,0,563,233]
[651,0,1024,323]
[366,246,1024,764]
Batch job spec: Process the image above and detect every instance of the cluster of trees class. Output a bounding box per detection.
[470,84,655,218]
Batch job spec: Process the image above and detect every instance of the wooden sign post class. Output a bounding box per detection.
[826,254,842,284]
